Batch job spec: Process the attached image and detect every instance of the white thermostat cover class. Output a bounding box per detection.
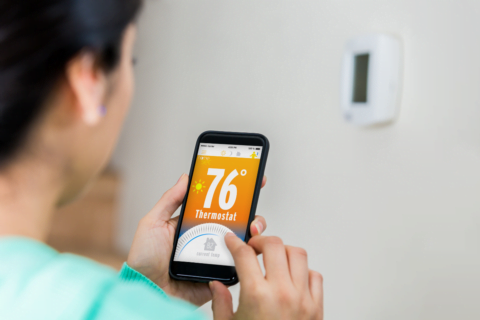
[341,34,402,126]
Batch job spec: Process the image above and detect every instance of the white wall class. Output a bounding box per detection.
[112,1,480,319]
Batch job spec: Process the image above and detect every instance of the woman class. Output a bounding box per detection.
[0,1,323,319]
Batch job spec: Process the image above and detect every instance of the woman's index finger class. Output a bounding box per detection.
[224,233,264,286]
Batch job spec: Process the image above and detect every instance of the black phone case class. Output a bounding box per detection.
[169,130,270,285]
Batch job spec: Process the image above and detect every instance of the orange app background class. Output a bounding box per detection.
[180,155,260,239]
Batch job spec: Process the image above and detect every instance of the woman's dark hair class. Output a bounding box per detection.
[0,0,142,164]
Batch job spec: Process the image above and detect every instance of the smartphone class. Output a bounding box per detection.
[169,131,269,285]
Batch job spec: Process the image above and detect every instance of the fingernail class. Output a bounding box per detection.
[209,281,213,290]
[225,232,235,238]
[255,221,264,234]
[177,173,186,184]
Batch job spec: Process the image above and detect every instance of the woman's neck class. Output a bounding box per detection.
[0,154,64,242]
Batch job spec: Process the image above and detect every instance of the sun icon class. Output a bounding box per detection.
[192,179,207,194]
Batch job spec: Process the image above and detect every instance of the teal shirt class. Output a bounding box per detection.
[0,237,207,320]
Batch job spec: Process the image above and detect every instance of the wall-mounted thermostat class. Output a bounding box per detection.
[341,34,402,126]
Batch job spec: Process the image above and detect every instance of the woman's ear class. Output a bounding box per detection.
[66,52,107,126]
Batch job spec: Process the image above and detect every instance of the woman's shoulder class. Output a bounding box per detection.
[0,237,206,320]
[0,236,116,285]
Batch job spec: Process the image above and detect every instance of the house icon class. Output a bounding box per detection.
[204,238,217,251]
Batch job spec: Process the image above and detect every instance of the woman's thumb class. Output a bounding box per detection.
[210,281,233,320]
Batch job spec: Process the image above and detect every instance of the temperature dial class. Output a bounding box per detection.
[174,223,235,266]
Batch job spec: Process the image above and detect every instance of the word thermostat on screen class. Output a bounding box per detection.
[174,143,262,266]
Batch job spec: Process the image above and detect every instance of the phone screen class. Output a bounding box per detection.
[173,143,263,267]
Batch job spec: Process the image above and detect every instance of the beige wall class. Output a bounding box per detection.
[113,1,480,319]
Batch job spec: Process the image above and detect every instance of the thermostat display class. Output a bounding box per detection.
[173,143,262,267]
[352,54,369,103]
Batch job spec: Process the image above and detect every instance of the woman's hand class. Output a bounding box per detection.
[210,234,323,320]
[127,173,268,306]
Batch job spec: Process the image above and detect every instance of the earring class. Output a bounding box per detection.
[99,105,107,117]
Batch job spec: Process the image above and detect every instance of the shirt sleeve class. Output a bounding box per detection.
[118,263,168,299]
[87,262,208,320]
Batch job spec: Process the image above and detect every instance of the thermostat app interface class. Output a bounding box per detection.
[174,143,262,266]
